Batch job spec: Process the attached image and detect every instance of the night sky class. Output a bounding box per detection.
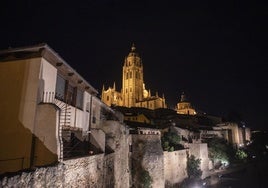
[1,0,267,130]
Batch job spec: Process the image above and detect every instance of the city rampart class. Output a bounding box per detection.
[164,150,188,187]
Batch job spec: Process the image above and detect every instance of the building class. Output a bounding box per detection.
[0,43,116,175]
[101,44,166,110]
[176,92,197,115]
[214,122,251,148]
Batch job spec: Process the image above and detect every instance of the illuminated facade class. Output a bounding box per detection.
[101,44,166,110]
[0,44,110,174]
[176,92,196,115]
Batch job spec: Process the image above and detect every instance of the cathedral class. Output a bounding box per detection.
[101,44,167,110]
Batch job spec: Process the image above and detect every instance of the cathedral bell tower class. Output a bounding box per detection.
[122,44,144,107]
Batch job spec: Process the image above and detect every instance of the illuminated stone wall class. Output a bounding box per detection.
[188,143,210,178]
[164,150,188,187]
[0,154,114,187]
[131,134,165,188]
[102,120,130,188]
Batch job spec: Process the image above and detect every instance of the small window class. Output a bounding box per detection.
[107,96,109,101]
[129,144,133,152]
[92,116,96,123]
[76,89,83,109]
[92,107,96,123]
[86,102,90,112]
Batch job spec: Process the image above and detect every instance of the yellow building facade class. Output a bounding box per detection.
[176,92,197,115]
[101,44,166,110]
[0,44,106,175]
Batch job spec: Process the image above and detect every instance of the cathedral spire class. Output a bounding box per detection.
[113,82,116,90]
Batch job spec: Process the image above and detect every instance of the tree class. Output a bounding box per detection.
[161,131,183,151]
[207,137,235,167]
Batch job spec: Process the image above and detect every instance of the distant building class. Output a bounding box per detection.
[176,92,197,115]
[214,122,251,148]
[101,44,166,110]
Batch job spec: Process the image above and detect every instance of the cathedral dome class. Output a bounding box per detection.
[143,89,149,98]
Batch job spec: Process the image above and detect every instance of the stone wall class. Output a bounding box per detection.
[164,150,188,187]
[131,134,164,188]
[0,154,108,188]
[102,120,130,188]
[188,143,210,178]
[63,154,105,187]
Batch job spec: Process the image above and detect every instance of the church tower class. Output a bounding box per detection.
[122,44,144,107]
[176,92,196,115]
[101,43,166,110]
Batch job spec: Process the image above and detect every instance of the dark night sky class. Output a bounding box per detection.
[1,0,267,130]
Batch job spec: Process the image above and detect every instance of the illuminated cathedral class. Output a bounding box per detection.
[101,44,167,110]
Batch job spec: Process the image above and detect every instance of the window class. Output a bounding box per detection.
[76,89,83,109]
[66,84,76,105]
[86,102,90,112]
[107,96,109,101]
[55,74,84,109]
[130,71,132,78]
[55,75,66,100]
[92,107,96,123]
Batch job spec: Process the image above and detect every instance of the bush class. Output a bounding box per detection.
[161,131,183,151]
[140,169,152,188]
[207,137,235,166]
[187,155,202,179]
[235,149,248,161]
